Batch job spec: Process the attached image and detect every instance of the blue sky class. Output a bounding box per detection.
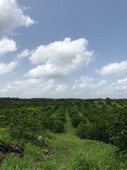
[0,0,127,98]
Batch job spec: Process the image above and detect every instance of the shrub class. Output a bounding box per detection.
[71,115,83,128]
[53,120,64,133]
[76,123,99,140]
[55,112,66,122]
[76,123,86,139]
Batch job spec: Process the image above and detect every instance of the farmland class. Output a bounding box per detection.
[0,98,127,169]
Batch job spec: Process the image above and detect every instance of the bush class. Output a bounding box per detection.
[71,115,83,128]
[76,123,86,139]
[55,112,66,122]
[53,120,64,133]
[76,123,99,140]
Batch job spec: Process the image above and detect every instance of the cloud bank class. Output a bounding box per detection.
[0,78,67,98]
[72,76,107,89]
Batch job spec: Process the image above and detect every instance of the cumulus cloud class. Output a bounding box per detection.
[97,80,107,86]
[17,49,30,58]
[72,76,93,89]
[96,61,127,76]
[0,38,17,57]
[93,77,127,98]
[54,84,67,93]
[72,76,107,89]
[0,0,34,35]
[0,78,67,97]
[26,38,94,79]
[106,78,127,93]
[0,61,17,75]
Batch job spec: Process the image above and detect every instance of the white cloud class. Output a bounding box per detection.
[26,38,94,79]
[54,84,67,93]
[93,77,127,98]
[0,0,34,35]
[0,61,17,75]
[17,49,30,58]
[96,61,127,76]
[106,78,127,93]
[0,78,67,97]
[0,38,17,56]
[72,76,93,89]
[72,76,107,89]
[98,80,107,86]
[0,75,108,98]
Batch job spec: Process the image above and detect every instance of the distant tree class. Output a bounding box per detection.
[105,97,111,105]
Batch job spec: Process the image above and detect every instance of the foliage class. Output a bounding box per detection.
[53,120,64,133]
[71,114,83,128]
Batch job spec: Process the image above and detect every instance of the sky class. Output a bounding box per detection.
[0,0,127,98]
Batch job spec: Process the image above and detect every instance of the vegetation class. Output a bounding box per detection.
[0,97,127,169]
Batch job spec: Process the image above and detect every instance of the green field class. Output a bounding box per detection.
[0,98,127,169]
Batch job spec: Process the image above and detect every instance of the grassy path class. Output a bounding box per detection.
[49,107,79,169]
[64,107,75,135]
[48,108,126,170]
